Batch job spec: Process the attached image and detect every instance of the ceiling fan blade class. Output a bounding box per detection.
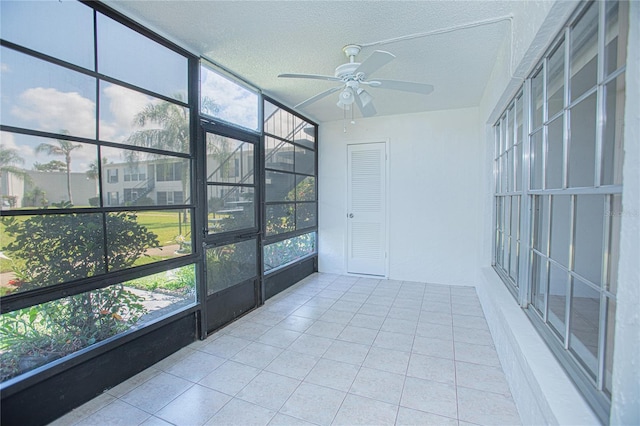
[295,86,343,109]
[370,79,434,94]
[355,90,376,117]
[279,73,341,82]
[354,50,395,78]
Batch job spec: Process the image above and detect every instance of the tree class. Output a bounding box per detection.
[35,134,82,204]
[34,160,67,173]
[0,145,31,184]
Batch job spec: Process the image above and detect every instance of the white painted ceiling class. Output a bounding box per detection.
[104,1,516,123]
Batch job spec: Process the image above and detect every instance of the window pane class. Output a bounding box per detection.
[201,64,259,131]
[207,186,255,234]
[0,0,94,70]
[295,145,316,175]
[531,253,547,315]
[569,94,597,187]
[0,213,105,294]
[97,13,188,101]
[297,203,317,230]
[266,171,295,202]
[574,195,604,285]
[547,40,565,118]
[295,176,316,202]
[266,204,295,236]
[106,210,191,272]
[531,69,544,129]
[548,262,568,339]
[604,297,616,396]
[546,117,564,189]
[265,137,294,172]
[509,196,520,282]
[602,73,625,186]
[550,195,571,267]
[569,277,600,378]
[515,94,523,145]
[101,147,190,207]
[570,3,598,101]
[514,143,522,191]
[206,239,257,295]
[532,195,549,254]
[0,265,196,381]
[263,232,316,273]
[530,130,543,190]
[0,132,100,209]
[206,134,254,184]
[506,148,513,192]
[604,0,628,76]
[99,82,190,154]
[0,47,96,139]
[606,195,622,295]
[264,100,295,139]
[293,121,316,149]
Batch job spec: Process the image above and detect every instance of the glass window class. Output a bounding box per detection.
[570,3,598,101]
[568,94,597,187]
[602,74,625,186]
[99,82,190,153]
[207,186,255,234]
[546,117,564,189]
[266,204,295,236]
[265,137,294,172]
[200,63,259,131]
[206,134,254,184]
[296,203,317,229]
[0,0,94,70]
[0,47,96,139]
[97,13,188,101]
[0,265,196,381]
[547,41,565,119]
[266,171,296,203]
[263,232,316,273]
[206,240,257,295]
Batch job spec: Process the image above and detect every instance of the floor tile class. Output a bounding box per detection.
[401,376,458,419]
[373,330,414,352]
[366,295,395,307]
[265,350,319,380]
[455,361,511,396]
[304,297,336,310]
[304,320,346,339]
[231,342,283,369]
[452,303,485,317]
[199,360,260,395]
[292,305,327,320]
[419,311,453,326]
[362,346,410,375]
[340,292,369,303]
[330,300,362,314]
[349,367,405,405]
[357,303,390,317]
[380,317,418,335]
[454,341,502,367]
[349,313,385,330]
[415,322,454,340]
[50,393,117,425]
[322,340,370,365]
[407,353,456,385]
[319,309,355,324]
[332,394,398,425]
[338,325,379,345]
[252,312,289,327]
[421,301,452,314]
[280,382,346,426]
[228,321,272,340]
[152,347,196,371]
[165,350,225,382]
[204,398,276,426]
[452,314,489,331]
[237,371,300,411]
[257,328,302,348]
[140,416,174,426]
[396,406,458,426]
[454,326,495,346]
[200,334,252,359]
[288,334,334,357]
[457,386,521,425]
[156,384,230,425]
[304,358,359,391]
[75,400,150,426]
[120,372,192,413]
[268,413,317,426]
[412,335,454,359]
[106,367,160,397]
[274,315,316,333]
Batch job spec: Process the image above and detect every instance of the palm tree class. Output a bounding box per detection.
[35,133,82,204]
[0,145,29,180]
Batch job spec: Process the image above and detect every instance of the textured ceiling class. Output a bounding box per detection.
[104,1,516,123]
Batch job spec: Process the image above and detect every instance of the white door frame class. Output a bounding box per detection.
[345,140,389,278]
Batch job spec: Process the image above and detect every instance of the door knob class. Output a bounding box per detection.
[348,213,354,218]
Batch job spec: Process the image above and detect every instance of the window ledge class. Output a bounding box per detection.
[478,267,600,425]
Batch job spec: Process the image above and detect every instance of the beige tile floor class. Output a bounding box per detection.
[51,273,522,426]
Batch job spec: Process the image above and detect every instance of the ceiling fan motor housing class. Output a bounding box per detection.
[335,63,361,80]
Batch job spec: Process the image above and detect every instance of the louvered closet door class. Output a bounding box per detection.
[347,142,387,276]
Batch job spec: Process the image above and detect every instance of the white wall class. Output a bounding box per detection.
[318,107,482,285]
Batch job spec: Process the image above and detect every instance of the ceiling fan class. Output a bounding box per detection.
[278,44,434,118]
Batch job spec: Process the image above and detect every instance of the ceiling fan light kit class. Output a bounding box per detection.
[278,43,434,120]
